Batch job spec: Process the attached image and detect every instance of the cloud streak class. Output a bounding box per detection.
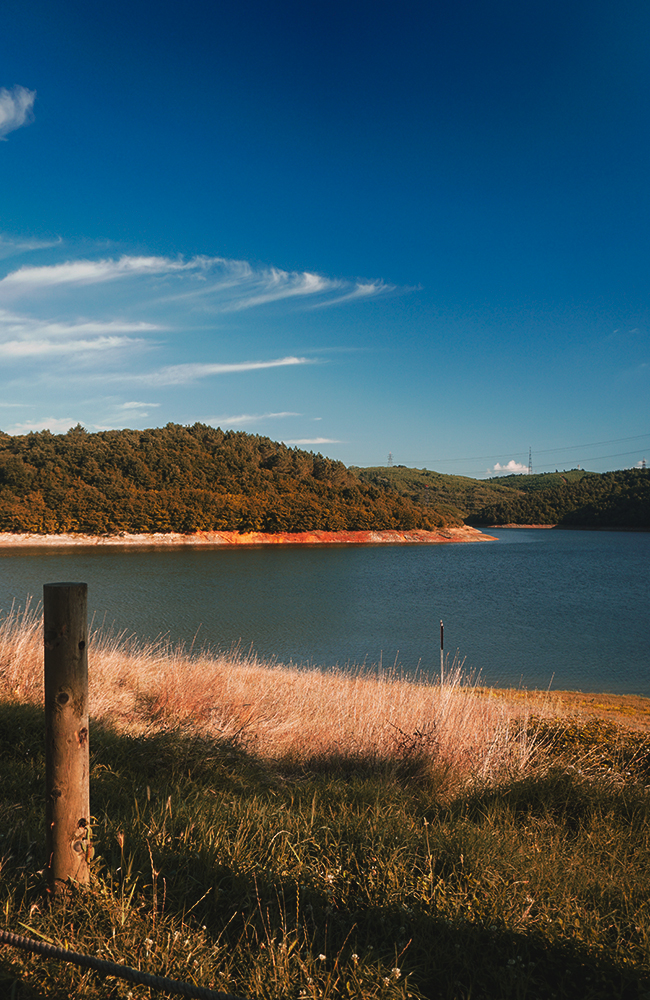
[0,255,194,293]
[125,356,313,386]
[0,252,392,314]
[0,235,61,260]
[10,417,77,435]
[118,401,161,411]
[208,411,300,426]
[282,437,342,445]
[0,307,157,360]
[0,335,141,358]
[0,85,35,139]
[310,280,395,308]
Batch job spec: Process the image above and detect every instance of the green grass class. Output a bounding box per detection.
[1,703,650,999]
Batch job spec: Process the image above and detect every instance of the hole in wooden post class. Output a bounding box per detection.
[78,640,86,650]
[57,692,69,705]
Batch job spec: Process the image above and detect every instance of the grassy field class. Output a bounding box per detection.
[1,605,649,999]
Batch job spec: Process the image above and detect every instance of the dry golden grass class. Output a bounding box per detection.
[9,600,640,786]
[3,606,650,999]
[0,602,543,785]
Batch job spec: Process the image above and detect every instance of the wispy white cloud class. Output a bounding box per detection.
[0,307,156,360]
[0,252,392,316]
[0,335,141,358]
[310,280,395,308]
[90,400,162,430]
[0,255,195,293]
[221,269,333,311]
[0,308,158,336]
[126,356,313,386]
[96,400,162,424]
[9,417,77,434]
[0,85,36,140]
[118,401,161,411]
[207,411,300,426]
[489,460,529,475]
[282,437,342,445]
[0,235,61,260]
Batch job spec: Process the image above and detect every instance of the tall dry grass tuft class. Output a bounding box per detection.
[0,600,42,704]
[0,603,536,786]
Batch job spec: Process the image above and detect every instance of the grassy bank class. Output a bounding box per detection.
[1,606,649,999]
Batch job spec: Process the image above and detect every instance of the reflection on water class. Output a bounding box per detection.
[0,529,648,695]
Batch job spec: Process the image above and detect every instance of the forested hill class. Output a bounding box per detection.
[355,466,650,529]
[1,425,645,535]
[468,469,649,528]
[0,424,457,535]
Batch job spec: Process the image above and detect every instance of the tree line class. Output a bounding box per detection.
[355,465,649,529]
[468,469,650,528]
[0,424,453,535]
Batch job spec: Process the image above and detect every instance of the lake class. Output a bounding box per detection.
[0,528,648,695]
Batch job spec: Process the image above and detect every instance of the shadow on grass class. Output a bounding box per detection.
[445,765,650,832]
[0,700,647,1000]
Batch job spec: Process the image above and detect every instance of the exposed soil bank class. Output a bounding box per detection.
[0,526,496,548]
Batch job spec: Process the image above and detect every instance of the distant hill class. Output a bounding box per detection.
[0,424,454,535]
[353,466,650,529]
[1,425,645,535]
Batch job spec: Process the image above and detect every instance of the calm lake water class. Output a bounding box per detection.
[0,529,648,695]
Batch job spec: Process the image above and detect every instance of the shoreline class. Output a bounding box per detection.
[488,523,649,531]
[0,525,497,548]
[488,523,557,528]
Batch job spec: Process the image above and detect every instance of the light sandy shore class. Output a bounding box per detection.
[0,526,496,548]
[489,523,557,528]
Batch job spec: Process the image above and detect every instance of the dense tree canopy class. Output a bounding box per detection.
[0,424,451,535]
[469,470,650,528]
[355,465,650,529]
[0,426,645,535]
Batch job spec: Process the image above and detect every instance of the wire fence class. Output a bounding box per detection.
[0,927,246,999]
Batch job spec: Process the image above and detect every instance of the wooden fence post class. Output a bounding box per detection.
[44,583,90,895]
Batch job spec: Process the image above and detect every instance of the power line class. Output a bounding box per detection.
[463,449,645,478]
[400,434,650,467]
[526,435,649,456]
[559,449,646,462]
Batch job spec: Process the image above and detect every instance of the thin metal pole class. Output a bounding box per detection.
[440,620,444,685]
[44,582,90,895]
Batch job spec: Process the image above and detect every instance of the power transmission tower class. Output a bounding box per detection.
[528,447,533,476]
[387,452,393,467]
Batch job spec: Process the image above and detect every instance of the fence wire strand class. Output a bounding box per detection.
[0,927,246,999]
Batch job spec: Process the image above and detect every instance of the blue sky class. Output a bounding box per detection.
[0,0,648,478]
